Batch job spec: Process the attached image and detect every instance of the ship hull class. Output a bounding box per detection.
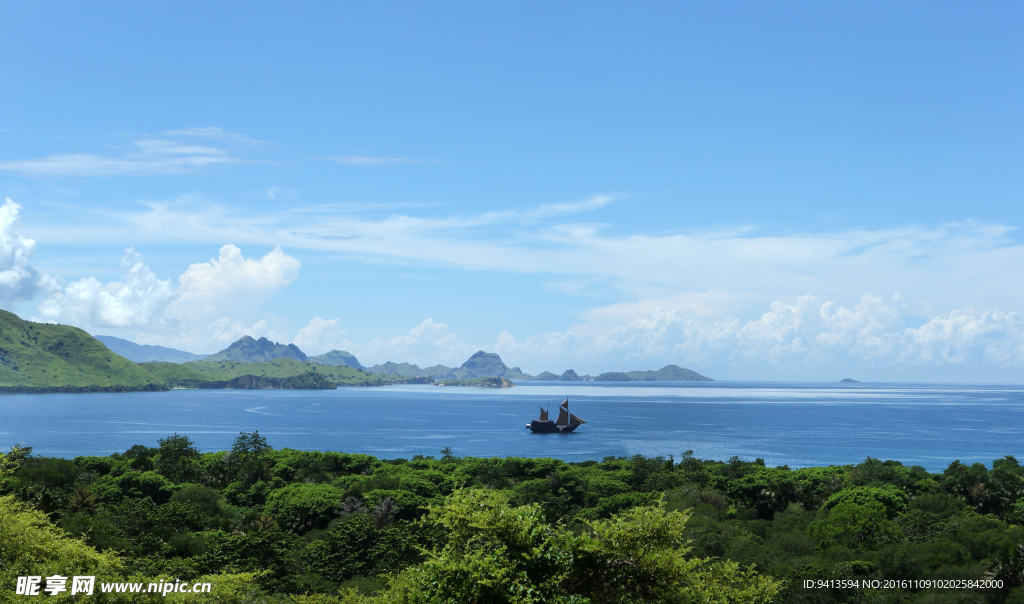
[526,421,579,433]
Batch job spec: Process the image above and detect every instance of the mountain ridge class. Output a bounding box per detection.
[205,336,307,363]
[94,335,208,363]
[594,365,712,382]
[366,351,530,380]
[365,352,712,382]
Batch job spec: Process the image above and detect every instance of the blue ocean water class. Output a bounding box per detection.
[1,381,1023,472]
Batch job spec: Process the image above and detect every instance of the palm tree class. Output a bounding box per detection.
[339,496,367,517]
[65,487,99,514]
[987,543,1024,588]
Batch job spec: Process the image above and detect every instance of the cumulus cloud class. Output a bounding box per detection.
[293,317,346,355]
[171,245,300,317]
[334,318,476,367]
[33,241,302,355]
[0,198,56,307]
[37,248,177,328]
[137,317,290,355]
[491,294,1024,380]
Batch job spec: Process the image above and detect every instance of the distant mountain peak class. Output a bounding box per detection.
[559,369,581,381]
[308,350,365,370]
[365,351,530,380]
[205,336,307,363]
[452,351,530,379]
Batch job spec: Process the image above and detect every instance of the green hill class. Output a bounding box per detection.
[366,361,431,377]
[450,351,531,379]
[436,376,514,388]
[595,364,712,382]
[0,310,166,393]
[307,349,364,369]
[142,358,424,387]
[194,371,336,390]
[421,364,456,379]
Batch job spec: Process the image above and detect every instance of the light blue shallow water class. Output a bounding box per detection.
[1,381,1023,472]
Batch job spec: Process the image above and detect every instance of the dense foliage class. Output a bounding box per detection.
[6,437,1024,603]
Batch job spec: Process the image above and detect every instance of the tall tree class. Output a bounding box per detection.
[156,434,201,483]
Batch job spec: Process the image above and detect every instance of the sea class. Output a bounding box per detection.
[2,381,1023,472]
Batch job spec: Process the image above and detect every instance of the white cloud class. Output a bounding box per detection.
[334,318,476,368]
[34,242,301,354]
[266,186,297,200]
[897,309,1023,367]
[0,198,56,307]
[136,317,291,355]
[293,317,346,356]
[488,293,1024,380]
[170,245,301,317]
[329,155,436,166]
[523,194,615,221]
[159,127,269,147]
[36,248,176,328]
[0,128,260,177]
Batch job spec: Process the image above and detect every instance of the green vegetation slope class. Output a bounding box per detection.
[435,376,514,388]
[142,359,428,387]
[596,364,712,381]
[0,310,166,393]
[308,349,365,369]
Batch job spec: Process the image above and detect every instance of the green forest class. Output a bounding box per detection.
[4,437,1024,603]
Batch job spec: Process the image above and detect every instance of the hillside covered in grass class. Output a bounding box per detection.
[436,376,515,387]
[595,364,713,382]
[141,358,431,387]
[0,310,166,393]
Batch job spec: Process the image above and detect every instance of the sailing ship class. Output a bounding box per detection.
[526,398,586,433]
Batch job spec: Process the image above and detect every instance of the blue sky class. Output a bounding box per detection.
[1,2,1022,381]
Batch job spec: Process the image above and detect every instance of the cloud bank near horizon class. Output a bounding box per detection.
[2,197,1023,380]
[302,293,1023,381]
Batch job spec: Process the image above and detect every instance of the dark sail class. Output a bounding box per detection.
[570,413,586,426]
[555,406,570,426]
[539,407,549,422]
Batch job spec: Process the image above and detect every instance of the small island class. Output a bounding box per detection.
[436,377,514,388]
[840,378,860,383]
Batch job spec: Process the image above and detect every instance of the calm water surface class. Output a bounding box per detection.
[1,381,1022,472]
